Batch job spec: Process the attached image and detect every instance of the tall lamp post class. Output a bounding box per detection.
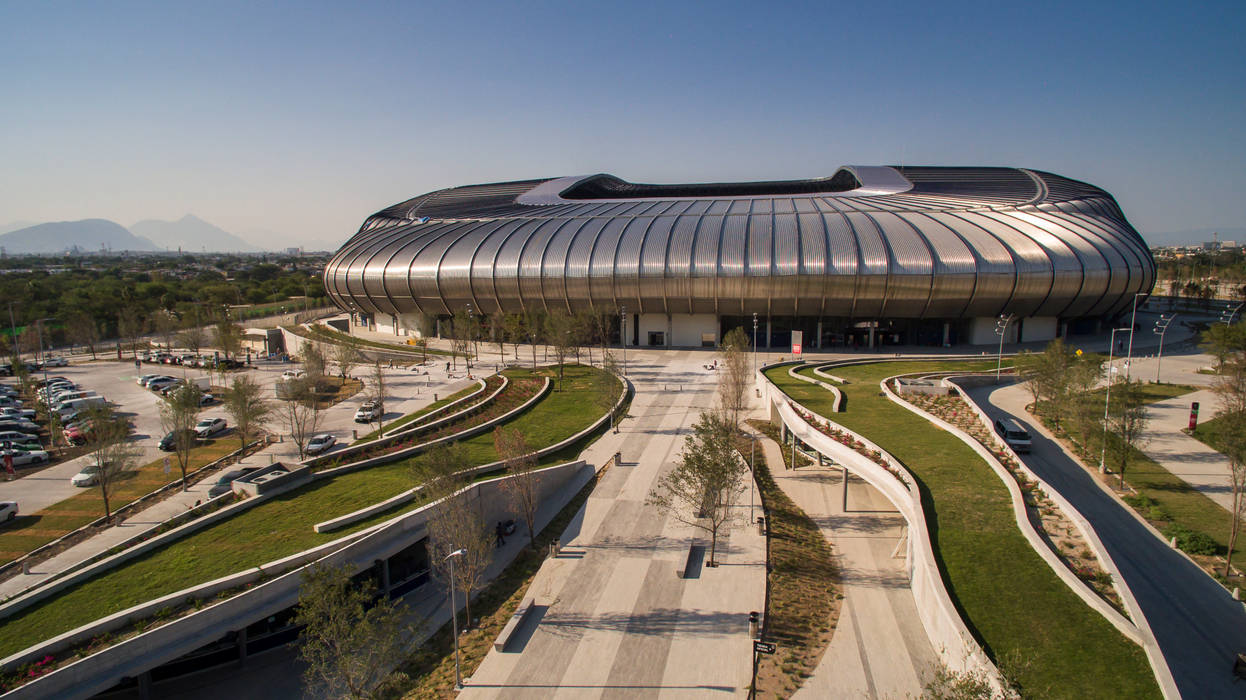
[1124,292,1144,382]
[994,314,1013,383]
[444,548,465,689]
[752,313,759,376]
[1221,302,1244,326]
[1153,314,1176,383]
[1100,327,1131,474]
[620,305,627,376]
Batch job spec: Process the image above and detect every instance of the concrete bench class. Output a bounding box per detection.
[494,595,537,651]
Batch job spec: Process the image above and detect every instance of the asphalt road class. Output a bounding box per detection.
[968,382,1246,699]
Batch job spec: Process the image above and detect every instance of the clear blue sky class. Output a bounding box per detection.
[2,0,1243,250]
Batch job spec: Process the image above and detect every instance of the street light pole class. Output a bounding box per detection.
[1124,292,1143,382]
[752,313,759,376]
[994,314,1013,383]
[1153,314,1176,383]
[444,548,465,690]
[620,305,627,376]
[1100,327,1130,474]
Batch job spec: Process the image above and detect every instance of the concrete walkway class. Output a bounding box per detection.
[1138,388,1235,511]
[463,351,766,698]
[748,430,936,699]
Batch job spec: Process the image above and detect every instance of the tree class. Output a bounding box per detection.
[593,358,623,433]
[413,337,428,363]
[503,312,526,359]
[718,327,751,426]
[223,374,274,452]
[1108,379,1149,488]
[66,312,100,359]
[332,339,362,379]
[299,340,327,383]
[450,307,473,371]
[294,563,411,700]
[178,323,208,358]
[83,405,141,522]
[545,308,576,389]
[1201,321,1246,370]
[281,378,323,459]
[117,312,146,359]
[1214,357,1246,576]
[418,443,493,626]
[215,315,243,360]
[491,309,507,360]
[369,360,387,435]
[152,312,179,352]
[160,383,203,490]
[646,411,747,565]
[494,426,539,548]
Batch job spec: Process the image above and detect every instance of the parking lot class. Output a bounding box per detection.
[0,354,475,517]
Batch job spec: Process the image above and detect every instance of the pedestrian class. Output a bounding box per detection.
[135,358,141,372]
[446,361,451,373]
[495,521,506,547]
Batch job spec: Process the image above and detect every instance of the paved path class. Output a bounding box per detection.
[748,429,936,699]
[463,351,766,698]
[1138,388,1235,511]
[967,382,1246,698]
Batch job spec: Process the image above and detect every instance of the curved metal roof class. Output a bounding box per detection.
[324,166,1155,320]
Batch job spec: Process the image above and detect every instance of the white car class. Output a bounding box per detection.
[0,449,49,467]
[136,374,161,386]
[42,356,68,368]
[305,433,336,455]
[281,369,306,380]
[0,406,36,421]
[354,402,382,423]
[71,464,103,487]
[0,501,16,523]
[194,417,227,438]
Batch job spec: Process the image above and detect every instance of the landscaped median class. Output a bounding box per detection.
[765,361,1160,699]
[0,364,619,678]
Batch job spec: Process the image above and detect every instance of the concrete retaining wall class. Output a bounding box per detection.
[786,363,843,411]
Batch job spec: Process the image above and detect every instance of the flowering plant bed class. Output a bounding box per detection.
[788,404,910,488]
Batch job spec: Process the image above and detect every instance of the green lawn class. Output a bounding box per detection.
[1083,381,1197,406]
[1190,412,1233,455]
[770,362,1159,699]
[353,383,483,443]
[0,365,617,660]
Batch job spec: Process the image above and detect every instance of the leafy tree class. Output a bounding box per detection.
[215,316,243,360]
[545,308,577,389]
[1108,379,1150,487]
[223,374,274,451]
[160,383,203,490]
[494,426,539,548]
[1201,321,1246,370]
[491,309,507,360]
[646,411,747,565]
[299,340,327,383]
[503,312,526,359]
[294,563,411,699]
[450,307,474,371]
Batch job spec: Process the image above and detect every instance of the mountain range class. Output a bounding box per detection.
[0,215,266,254]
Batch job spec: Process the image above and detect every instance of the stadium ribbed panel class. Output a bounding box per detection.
[325,166,1155,321]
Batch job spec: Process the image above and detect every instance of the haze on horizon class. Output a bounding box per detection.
[1,0,1243,251]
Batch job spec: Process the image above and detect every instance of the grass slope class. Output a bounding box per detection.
[0,365,614,660]
[769,362,1158,699]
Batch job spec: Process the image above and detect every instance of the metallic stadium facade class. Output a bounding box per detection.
[324,166,1155,348]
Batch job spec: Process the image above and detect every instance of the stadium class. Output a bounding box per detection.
[323,166,1155,348]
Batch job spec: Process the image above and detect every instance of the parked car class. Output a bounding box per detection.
[137,374,161,386]
[0,501,17,523]
[140,375,174,388]
[354,401,382,423]
[199,393,216,405]
[71,464,103,487]
[207,467,259,498]
[42,356,68,368]
[148,377,179,392]
[0,432,41,447]
[158,429,197,452]
[0,397,23,409]
[35,376,68,387]
[0,364,11,376]
[306,433,336,455]
[281,369,306,380]
[0,449,49,467]
[0,406,37,421]
[994,417,1033,454]
[0,418,39,433]
[194,417,227,438]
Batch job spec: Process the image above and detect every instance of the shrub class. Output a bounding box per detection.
[1163,524,1220,556]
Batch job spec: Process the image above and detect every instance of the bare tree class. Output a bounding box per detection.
[116,312,147,359]
[179,323,207,357]
[451,307,473,372]
[160,383,203,490]
[1214,357,1246,576]
[718,327,751,427]
[215,316,243,361]
[545,309,576,389]
[494,426,539,548]
[593,358,623,433]
[295,563,411,700]
[152,312,179,352]
[282,378,323,459]
[331,339,362,379]
[504,312,526,360]
[299,340,327,384]
[223,374,274,451]
[418,443,493,626]
[646,411,746,565]
[369,360,387,434]
[83,405,141,521]
[66,312,100,359]
[491,309,507,361]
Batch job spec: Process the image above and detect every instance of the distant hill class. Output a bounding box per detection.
[0,219,159,254]
[130,214,262,252]
[0,221,35,236]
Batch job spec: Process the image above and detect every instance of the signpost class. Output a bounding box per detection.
[753,641,776,654]
[791,330,803,356]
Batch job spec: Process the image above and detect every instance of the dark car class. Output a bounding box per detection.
[158,429,197,452]
[207,468,259,498]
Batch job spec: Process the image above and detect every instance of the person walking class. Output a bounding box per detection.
[495,521,506,547]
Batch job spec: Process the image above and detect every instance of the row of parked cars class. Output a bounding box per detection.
[139,350,242,370]
[136,374,215,404]
[0,356,68,376]
[0,381,50,467]
[36,376,123,447]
